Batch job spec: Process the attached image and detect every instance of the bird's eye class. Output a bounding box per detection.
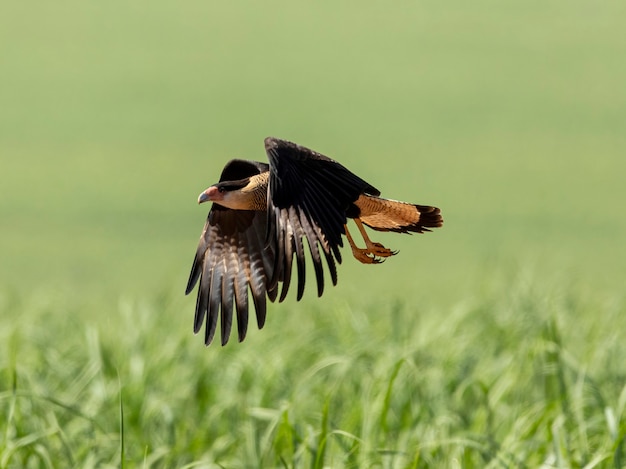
[218,187,226,193]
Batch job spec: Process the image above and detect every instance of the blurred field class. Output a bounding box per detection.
[1,0,626,467]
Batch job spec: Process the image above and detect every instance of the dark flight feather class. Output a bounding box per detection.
[264,137,377,302]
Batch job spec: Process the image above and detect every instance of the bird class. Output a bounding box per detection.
[185,137,443,346]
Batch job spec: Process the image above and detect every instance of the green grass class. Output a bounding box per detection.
[2,275,626,467]
[2,0,626,467]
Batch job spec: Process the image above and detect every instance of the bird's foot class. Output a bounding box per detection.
[350,242,397,264]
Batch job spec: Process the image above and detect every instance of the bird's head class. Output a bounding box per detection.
[198,179,251,209]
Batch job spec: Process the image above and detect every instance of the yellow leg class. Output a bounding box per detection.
[344,219,397,264]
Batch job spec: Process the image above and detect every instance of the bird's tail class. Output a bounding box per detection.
[355,194,443,233]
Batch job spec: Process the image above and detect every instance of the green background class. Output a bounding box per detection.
[1,1,625,467]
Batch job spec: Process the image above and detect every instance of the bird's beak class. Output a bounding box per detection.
[198,191,210,204]
[198,186,220,204]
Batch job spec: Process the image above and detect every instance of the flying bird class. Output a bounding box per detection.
[186,137,442,346]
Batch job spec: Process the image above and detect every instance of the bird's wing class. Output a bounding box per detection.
[185,159,276,346]
[264,137,380,301]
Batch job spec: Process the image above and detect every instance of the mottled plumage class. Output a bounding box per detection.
[186,137,442,346]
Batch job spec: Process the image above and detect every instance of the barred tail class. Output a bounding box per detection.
[355,194,443,234]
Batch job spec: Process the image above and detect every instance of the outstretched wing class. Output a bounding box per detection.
[185,160,276,346]
[264,137,379,302]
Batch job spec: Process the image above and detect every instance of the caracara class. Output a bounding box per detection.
[186,137,442,346]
